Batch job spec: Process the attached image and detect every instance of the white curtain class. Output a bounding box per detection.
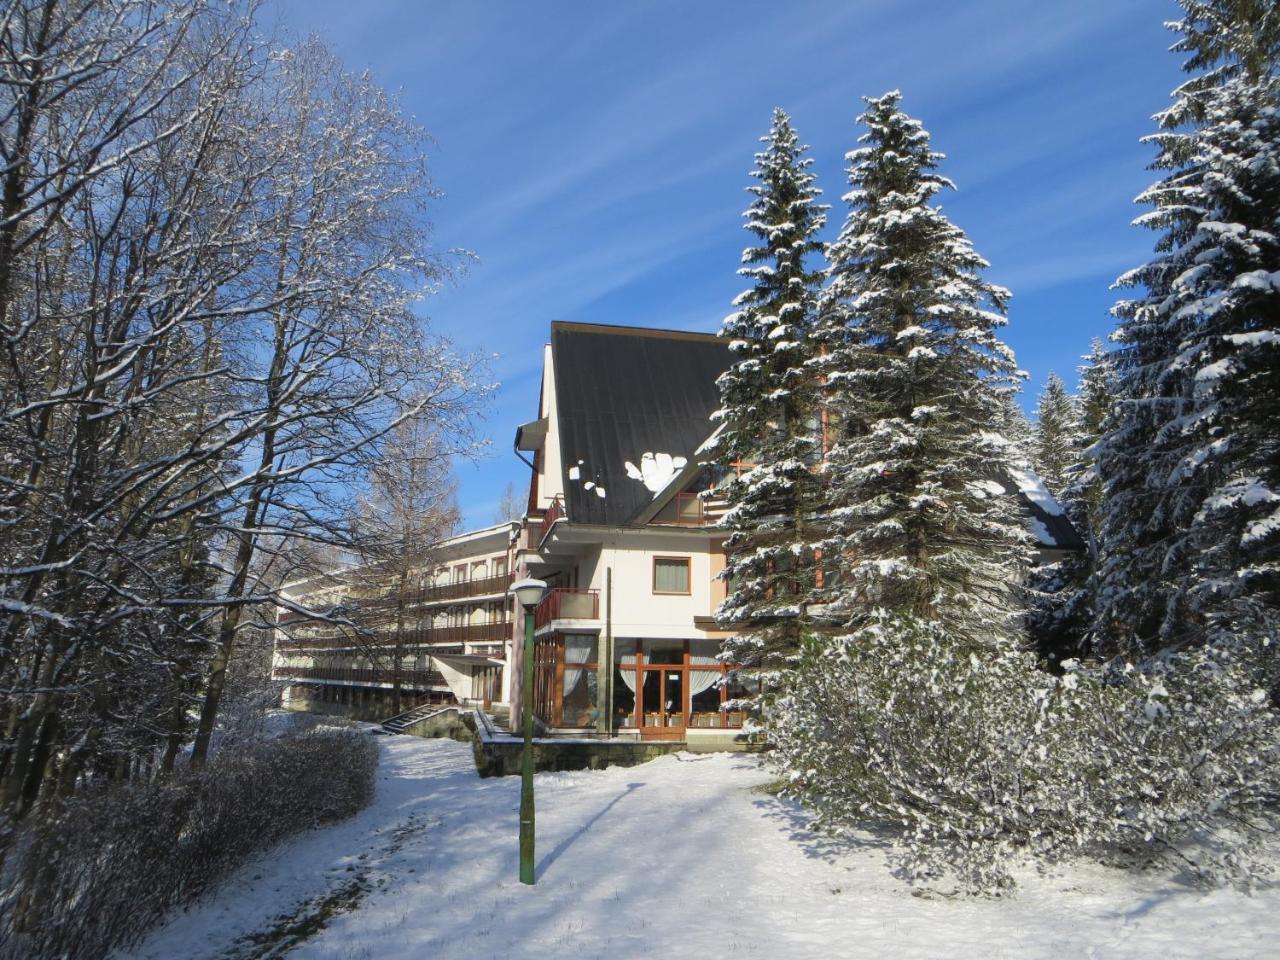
[562,634,596,696]
[616,641,645,692]
[689,653,720,698]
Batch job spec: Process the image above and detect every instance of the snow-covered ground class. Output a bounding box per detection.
[121,734,1277,960]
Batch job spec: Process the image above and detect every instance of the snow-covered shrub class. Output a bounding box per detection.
[775,613,1053,891]
[1044,639,1280,886]
[775,611,1280,893]
[0,728,379,960]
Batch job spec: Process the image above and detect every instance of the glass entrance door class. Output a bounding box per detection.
[639,667,685,739]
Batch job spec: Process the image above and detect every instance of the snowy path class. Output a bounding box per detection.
[121,734,1277,960]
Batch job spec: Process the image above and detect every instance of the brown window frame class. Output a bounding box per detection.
[652,556,692,596]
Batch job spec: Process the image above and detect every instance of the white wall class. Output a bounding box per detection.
[579,532,724,641]
[537,342,565,509]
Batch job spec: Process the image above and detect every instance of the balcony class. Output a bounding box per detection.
[273,665,447,689]
[277,619,513,651]
[278,575,516,627]
[651,491,706,526]
[398,572,515,605]
[537,495,565,547]
[534,587,599,629]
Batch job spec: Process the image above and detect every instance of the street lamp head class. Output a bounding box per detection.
[509,577,548,610]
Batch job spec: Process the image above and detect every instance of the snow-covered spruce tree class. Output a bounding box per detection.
[1031,373,1079,497]
[713,108,828,710]
[809,91,1031,642]
[1026,372,1089,660]
[995,392,1037,470]
[1031,339,1117,660]
[1066,338,1116,547]
[778,92,1037,889]
[1096,0,1280,660]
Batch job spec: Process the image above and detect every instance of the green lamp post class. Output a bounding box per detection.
[510,577,547,885]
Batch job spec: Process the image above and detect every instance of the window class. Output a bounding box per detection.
[653,556,691,595]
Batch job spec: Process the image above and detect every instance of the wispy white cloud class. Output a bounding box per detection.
[268,0,1179,529]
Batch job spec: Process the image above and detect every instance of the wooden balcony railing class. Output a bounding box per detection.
[277,573,515,626]
[273,665,447,688]
[534,587,599,629]
[392,572,516,605]
[538,495,565,547]
[278,619,513,651]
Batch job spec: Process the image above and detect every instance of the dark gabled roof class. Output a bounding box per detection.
[1035,507,1085,551]
[552,321,731,526]
[548,320,1084,551]
[1004,466,1087,552]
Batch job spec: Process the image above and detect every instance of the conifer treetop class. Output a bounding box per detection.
[813,90,1029,645]
[821,90,1018,393]
[1159,0,1279,128]
[713,108,829,691]
[722,107,827,350]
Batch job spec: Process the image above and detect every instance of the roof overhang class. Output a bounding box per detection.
[432,653,505,667]
[515,418,548,452]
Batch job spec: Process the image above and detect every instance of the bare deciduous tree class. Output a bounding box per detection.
[0,3,485,816]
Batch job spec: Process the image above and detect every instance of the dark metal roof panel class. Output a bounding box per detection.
[551,323,731,526]
[546,320,1084,551]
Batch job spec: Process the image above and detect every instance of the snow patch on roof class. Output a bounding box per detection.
[1029,518,1056,547]
[624,451,688,495]
[1009,467,1065,517]
[694,424,725,456]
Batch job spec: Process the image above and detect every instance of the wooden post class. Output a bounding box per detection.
[596,567,613,737]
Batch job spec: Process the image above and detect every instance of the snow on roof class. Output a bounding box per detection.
[1008,467,1064,518]
[625,451,688,496]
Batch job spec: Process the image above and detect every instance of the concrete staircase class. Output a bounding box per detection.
[380,703,457,735]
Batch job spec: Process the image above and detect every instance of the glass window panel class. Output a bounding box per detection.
[654,558,690,593]
[643,638,683,664]
[562,664,597,727]
[563,634,597,664]
[613,667,637,726]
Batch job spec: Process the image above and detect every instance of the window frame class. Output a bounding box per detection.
[652,555,692,596]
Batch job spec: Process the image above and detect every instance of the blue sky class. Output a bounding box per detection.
[267,0,1186,529]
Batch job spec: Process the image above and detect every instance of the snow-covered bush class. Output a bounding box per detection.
[776,612,1280,893]
[775,613,1052,891]
[0,728,379,960]
[1047,638,1280,885]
